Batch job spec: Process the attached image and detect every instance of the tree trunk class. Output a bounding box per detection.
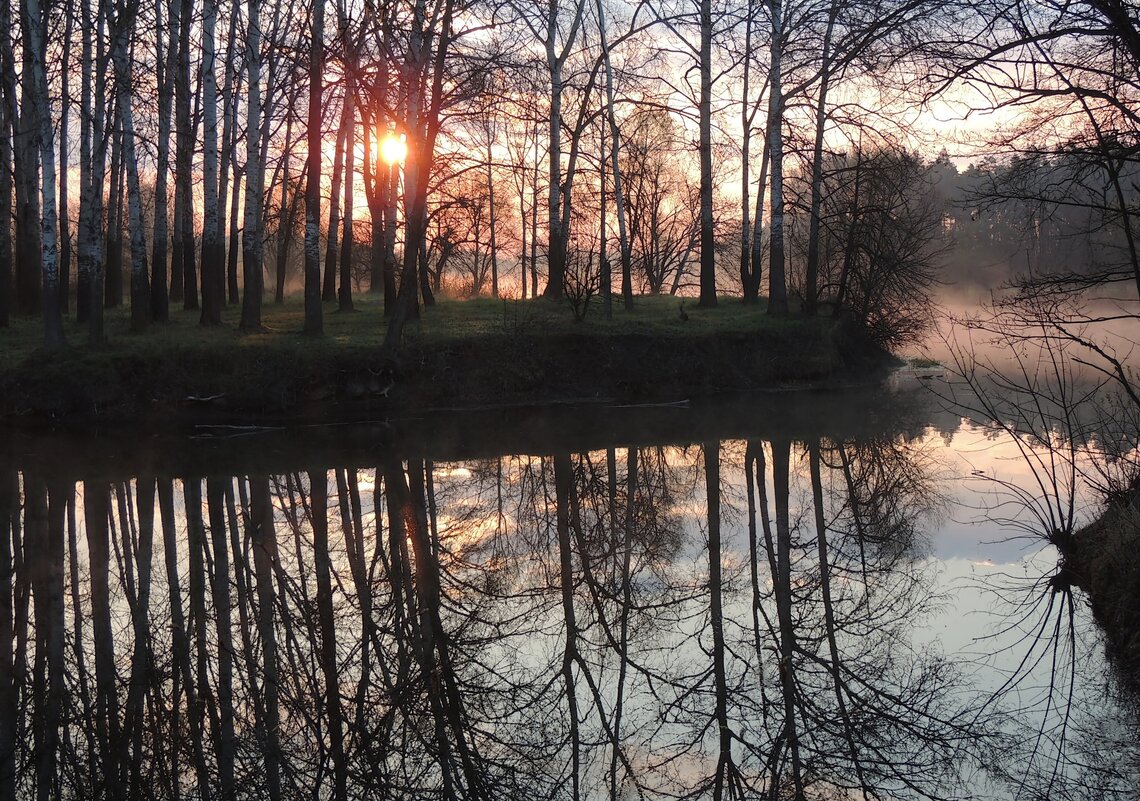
[200,0,224,325]
[151,0,180,323]
[274,115,294,304]
[766,0,788,315]
[0,41,11,328]
[221,0,242,305]
[85,481,125,799]
[79,0,108,339]
[0,471,19,798]
[250,477,282,801]
[553,454,582,799]
[338,86,356,312]
[105,128,124,310]
[544,55,566,300]
[58,1,74,316]
[159,479,211,794]
[519,169,527,300]
[771,439,805,799]
[704,442,734,801]
[29,477,66,801]
[303,0,327,336]
[23,0,65,346]
[125,478,155,793]
[185,480,216,799]
[381,0,454,355]
[803,0,838,315]
[10,30,41,318]
[207,479,237,799]
[174,0,195,308]
[541,0,588,302]
[697,0,716,308]
[596,0,633,311]
[240,0,265,331]
[418,241,435,305]
[809,441,870,792]
[531,152,539,297]
[324,93,350,302]
[363,118,383,296]
[311,471,348,801]
[834,152,863,313]
[487,139,499,299]
[601,121,611,318]
[739,4,754,302]
[110,4,152,332]
[746,141,769,302]
[227,161,242,304]
[383,164,398,314]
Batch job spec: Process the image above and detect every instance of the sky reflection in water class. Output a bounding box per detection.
[1,391,1136,800]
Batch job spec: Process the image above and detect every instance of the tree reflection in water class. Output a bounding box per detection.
[0,428,1128,799]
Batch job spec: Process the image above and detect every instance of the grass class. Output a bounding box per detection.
[1,293,873,418]
[0,293,796,371]
[415,294,790,339]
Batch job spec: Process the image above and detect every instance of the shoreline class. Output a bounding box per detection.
[1,315,897,425]
[1061,486,1140,693]
[0,385,935,481]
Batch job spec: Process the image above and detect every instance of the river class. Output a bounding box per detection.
[0,382,1135,800]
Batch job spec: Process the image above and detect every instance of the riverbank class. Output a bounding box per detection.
[1063,485,1140,692]
[0,295,896,423]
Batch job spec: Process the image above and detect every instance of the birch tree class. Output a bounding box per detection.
[22,0,65,347]
[200,0,225,325]
[78,0,109,340]
[109,0,152,331]
[515,0,589,299]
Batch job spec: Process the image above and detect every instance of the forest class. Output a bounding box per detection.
[0,0,1136,359]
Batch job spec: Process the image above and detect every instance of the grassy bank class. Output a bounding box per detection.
[0,295,892,421]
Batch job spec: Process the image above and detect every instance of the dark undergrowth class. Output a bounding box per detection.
[1066,486,1140,695]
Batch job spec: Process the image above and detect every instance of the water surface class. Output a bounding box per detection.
[0,389,1135,800]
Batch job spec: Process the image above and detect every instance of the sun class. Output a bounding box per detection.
[380,135,408,165]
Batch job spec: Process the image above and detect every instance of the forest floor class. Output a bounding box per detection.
[1,293,793,369]
[0,294,894,422]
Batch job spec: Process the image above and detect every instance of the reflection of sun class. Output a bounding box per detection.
[437,512,507,552]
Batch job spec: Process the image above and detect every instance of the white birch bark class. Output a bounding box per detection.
[22,0,64,347]
[109,2,152,331]
[200,0,223,324]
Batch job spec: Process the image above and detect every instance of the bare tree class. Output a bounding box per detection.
[240,0,266,331]
[304,0,327,336]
